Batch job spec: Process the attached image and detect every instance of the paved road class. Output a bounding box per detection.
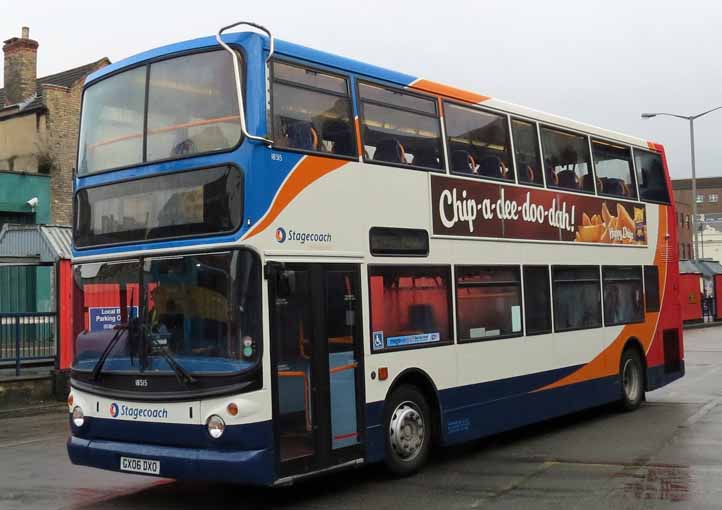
[2,327,722,510]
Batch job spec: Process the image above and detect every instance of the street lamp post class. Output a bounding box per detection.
[641,106,722,260]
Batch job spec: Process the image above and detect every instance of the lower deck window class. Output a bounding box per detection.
[369,266,451,351]
[456,266,522,341]
[603,266,644,326]
[552,266,602,331]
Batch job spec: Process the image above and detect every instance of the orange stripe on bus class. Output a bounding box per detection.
[243,156,348,240]
[533,208,669,392]
[409,79,490,104]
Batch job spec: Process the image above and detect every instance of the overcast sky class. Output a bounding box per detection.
[1,0,720,180]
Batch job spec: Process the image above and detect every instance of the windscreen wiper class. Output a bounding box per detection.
[146,333,197,386]
[91,324,128,381]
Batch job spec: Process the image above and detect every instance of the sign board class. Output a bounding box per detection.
[430,175,647,246]
[89,306,138,332]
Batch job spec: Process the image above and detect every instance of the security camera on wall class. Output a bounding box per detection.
[26,197,39,210]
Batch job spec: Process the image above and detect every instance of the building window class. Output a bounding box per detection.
[359,82,443,170]
[541,126,595,193]
[369,266,451,351]
[602,266,644,326]
[271,61,356,157]
[444,102,513,181]
[696,194,704,203]
[523,266,552,335]
[634,149,670,204]
[552,266,602,331]
[455,266,522,342]
[709,193,719,203]
[643,265,660,312]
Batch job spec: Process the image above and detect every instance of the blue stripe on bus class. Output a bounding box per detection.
[364,362,685,463]
[87,33,418,88]
[68,436,275,485]
[68,363,683,483]
[74,415,273,452]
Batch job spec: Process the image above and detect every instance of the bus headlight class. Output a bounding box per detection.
[72,406,85,428]
[207,415,225,439]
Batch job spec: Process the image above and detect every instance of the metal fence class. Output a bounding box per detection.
[0,312,56,375]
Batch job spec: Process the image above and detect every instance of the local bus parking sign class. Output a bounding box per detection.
[89,307,138,332]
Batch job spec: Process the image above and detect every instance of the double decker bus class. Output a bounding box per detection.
[67,22,684,486]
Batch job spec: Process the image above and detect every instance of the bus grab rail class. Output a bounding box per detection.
[216,21,274,146]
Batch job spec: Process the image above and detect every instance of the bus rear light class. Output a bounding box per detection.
[227,403,239,416]
[378,367,389,381]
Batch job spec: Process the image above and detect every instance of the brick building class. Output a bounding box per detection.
[673,177,722,261]
[0,26,109,226]
[675,200,693,260]
[673,177,722,217]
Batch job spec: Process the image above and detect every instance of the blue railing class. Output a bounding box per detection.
[0,312,57,376]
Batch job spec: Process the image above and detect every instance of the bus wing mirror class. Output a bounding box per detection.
[216,21,274,146]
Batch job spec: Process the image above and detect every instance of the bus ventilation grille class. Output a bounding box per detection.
[663,328,682,373]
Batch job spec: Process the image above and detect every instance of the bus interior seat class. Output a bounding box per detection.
[557,170,579,188]
[451,150,476,173]
[521,165,535,183]
[580,173,599,192]
[412,145,440,168]
[287,121,319,151]
[477,156,504,178]
[323,119,355,156]
[602,178,627,196]
[408,304,436,332]
[374,139,406,164]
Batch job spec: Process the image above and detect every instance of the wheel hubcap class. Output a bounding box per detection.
[623,359,640,401]
[389,401,425,462]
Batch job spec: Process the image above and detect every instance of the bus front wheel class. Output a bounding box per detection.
[384,385,431,476]
[619,348,645,411]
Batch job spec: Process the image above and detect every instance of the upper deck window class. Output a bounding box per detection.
[74,165,242,248]
[271,62,356,157]
[541,127,595,193]
[634,149,670,204]
[358,82,443,171]
[511,119,543,186]
[444,103,513,181]
[78,50,241,176]
[592,140,637,199]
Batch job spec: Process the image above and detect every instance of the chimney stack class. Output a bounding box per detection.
[3,26,38,106]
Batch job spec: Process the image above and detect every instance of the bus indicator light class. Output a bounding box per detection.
[227,403,239,416]
[378,367,388,381]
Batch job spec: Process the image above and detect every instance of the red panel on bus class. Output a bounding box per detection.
[716,274,722,320]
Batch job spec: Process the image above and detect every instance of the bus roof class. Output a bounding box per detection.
[87,31,658,151]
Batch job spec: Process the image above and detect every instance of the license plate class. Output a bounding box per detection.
[120,456,160,475]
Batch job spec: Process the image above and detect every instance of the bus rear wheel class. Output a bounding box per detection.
[619,348,644,411]
[384,385,431,476]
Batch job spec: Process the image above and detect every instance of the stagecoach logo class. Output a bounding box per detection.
[108,402,169,420]
[275,227,287,243]
[275,226,333,245]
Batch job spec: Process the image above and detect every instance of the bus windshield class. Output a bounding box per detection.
[72,250,261,379]
[77,49,242,175]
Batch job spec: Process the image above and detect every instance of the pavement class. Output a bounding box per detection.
[2,327,722,510]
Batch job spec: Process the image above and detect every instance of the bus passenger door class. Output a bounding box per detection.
[268,263,364,480]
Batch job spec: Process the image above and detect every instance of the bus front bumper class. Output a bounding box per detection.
[67,435,275,486]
